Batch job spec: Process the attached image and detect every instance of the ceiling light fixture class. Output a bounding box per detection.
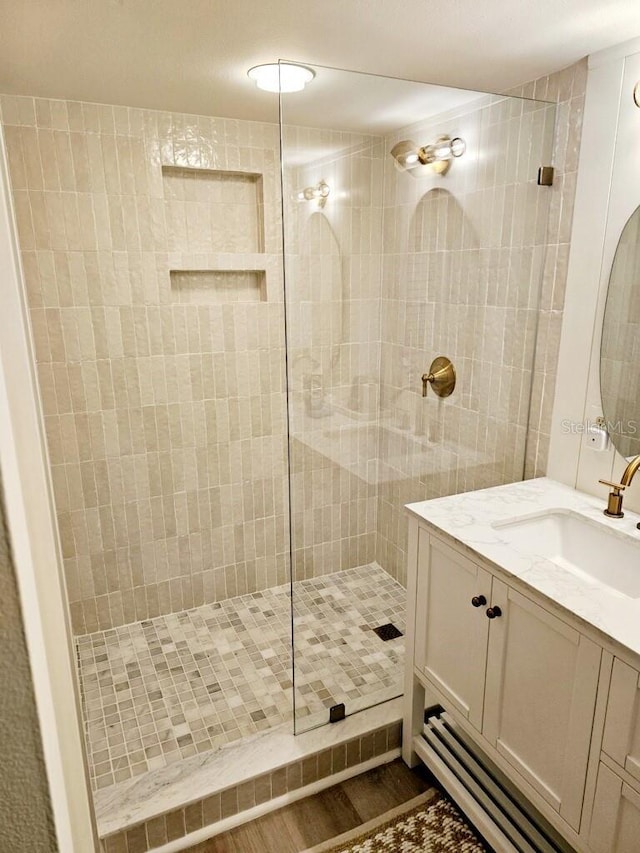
[390,134,466,176]
[247,63,315,94]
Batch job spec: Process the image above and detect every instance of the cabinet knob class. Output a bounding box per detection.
[486,606,502,619]
[471,595,487,608]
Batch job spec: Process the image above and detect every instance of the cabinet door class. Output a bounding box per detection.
[602,658,640,785]
[415,530,491,731]
[589,762,640,853]
[482,578,601,830]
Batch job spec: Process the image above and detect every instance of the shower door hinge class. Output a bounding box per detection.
[329,703,346,723]
[537,165,554,186]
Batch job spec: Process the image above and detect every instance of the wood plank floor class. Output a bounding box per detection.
[187,759,435,852]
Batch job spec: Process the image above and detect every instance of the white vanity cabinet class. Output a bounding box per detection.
[586,658,640,851]
[601,658,640,785]
[405,523,604,847]
[482,577,601,829]
[589,763,640,852]
[414,532,491,731]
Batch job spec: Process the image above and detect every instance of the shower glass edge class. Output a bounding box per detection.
[278,60,557,735]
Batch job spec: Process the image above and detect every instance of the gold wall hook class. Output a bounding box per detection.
[422,356,456,398]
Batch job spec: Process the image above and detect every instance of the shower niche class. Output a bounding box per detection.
[169,269,266,303]
[162,165,270,301]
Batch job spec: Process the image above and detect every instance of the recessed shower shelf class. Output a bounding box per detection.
[162,161,273,305]
[162,165,265,255]
[170,269,266,303]
[168,253,280,303]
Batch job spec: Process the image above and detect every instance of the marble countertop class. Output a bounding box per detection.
[406,477,640,661]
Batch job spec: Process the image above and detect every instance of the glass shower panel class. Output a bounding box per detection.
[279,63,556,734]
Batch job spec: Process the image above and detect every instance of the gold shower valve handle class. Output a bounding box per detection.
[421,370,445,395]
[421,356,456,398]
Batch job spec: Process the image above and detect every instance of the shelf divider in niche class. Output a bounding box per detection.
[170,269,266,304]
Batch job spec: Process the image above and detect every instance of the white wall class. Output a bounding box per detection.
[548,37,640,512]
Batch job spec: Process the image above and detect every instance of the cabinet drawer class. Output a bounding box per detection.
[602,658,640,787]
[589,762,640,852]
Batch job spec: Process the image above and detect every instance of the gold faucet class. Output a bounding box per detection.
[599,455,640,518]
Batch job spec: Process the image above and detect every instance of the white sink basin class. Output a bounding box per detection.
[493,510,640,598]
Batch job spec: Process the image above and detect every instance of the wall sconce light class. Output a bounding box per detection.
[634,81,640,108]
[296,180,330,208]
[390,135,466,176]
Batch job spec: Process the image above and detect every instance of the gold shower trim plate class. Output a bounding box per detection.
[422,356,456,398]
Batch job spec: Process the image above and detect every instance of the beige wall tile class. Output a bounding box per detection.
[2,96,290,632]
[374,61,585,581]
[1,68,583,632]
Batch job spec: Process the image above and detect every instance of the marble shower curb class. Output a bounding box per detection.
[101,698,403,853]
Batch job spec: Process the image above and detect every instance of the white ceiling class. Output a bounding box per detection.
[1,0,639,125]
[280,69,487,134]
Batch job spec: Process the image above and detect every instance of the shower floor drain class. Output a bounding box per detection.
[372,622,403,641]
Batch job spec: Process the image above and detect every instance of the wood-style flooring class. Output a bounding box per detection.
[187,759,434,852]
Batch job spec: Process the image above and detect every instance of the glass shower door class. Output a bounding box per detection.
[279,62,556,734]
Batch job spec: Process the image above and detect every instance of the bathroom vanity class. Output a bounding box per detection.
[403,478,640,853]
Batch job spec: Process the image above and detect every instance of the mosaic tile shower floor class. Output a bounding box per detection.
[76,563,406,792]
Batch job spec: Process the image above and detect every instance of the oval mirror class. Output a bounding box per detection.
[601,203,640,459]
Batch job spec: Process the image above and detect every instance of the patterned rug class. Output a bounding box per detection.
[302,789,489,853]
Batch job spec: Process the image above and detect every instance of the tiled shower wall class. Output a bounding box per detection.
[0,97,291,633]
[511,60,588,477]
[281,132,384,581]
[0,97,385,632]
[0,62,584,628]
[375,60,586,584]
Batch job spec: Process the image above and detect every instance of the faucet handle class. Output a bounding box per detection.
[598,479,626,493]
[599,480,626,518]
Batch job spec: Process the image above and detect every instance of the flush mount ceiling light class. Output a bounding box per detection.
[247,63,315,93]
[390,134,466,177]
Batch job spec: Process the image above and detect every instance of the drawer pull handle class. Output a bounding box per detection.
[471,595,487,608]
[486,606,502,619]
